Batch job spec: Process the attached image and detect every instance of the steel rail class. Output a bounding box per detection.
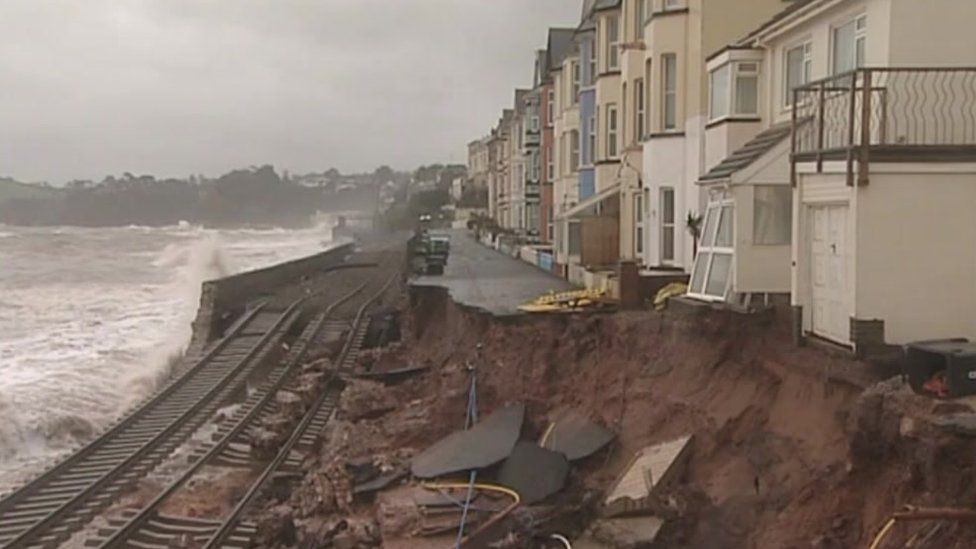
[96,279,370,548]
[0,301,302,549]
[202,270,400,549]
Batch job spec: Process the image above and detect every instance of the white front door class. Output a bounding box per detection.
[809,204,850,345]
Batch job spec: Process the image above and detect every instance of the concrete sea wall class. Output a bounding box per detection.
[188,242,355,354]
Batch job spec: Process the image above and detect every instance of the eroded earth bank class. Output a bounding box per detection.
[248,287,976,549]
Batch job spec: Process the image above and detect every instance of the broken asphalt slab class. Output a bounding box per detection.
[410,402,525,479]
[541,410,616,461]
[497,441,570,504]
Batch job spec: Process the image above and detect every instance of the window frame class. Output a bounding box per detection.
[687,197,735,302]
[571,61,581,102]
[635,77,645,143]
[831,14,867,76]
[587,113,597,165]
[660,186,676,263]
[606,14,620,71]
[607,103,619,158]
[570,130,580,171]
[662,54,678,131]
[634,192,644,256]
[635,0,648,40]
[546,144,555,181]
[547,89,555,126]
[783,40,813,108]
[588,40,597,86]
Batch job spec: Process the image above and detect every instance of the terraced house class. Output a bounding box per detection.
[470,0,976,354]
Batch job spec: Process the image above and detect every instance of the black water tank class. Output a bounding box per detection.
[904,338,976,398]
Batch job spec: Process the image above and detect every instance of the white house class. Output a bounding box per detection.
[696,0,976,354]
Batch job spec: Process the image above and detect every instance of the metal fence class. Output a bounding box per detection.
[793,67,976,158]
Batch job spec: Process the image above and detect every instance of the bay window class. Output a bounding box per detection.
[635,193,644,256]
[587,113,597,164]
[570,130,580,170]
[572,61,581,102]
[710,62,760,120]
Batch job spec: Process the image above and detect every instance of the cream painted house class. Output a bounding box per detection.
[552,37,582,275]
[695,0,976,353]
[638,0,786,277]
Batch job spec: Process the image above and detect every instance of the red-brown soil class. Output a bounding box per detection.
[264,287,976,548]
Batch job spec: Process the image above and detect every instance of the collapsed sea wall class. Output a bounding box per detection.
[187,242,355,354]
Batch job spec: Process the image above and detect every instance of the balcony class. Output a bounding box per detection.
[791,67,976,185]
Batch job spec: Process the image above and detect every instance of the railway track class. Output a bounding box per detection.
[0,301,303,549]
[84,269,400,549]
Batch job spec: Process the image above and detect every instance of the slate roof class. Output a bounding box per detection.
[546,28,577,72]
[698,121,793,183]
[735,0,818,46]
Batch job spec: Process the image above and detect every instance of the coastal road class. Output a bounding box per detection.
[412,228,573,316]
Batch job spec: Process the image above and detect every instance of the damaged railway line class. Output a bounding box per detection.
[0,247,402,549]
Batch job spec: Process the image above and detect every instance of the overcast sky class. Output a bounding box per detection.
[0,1,580,185]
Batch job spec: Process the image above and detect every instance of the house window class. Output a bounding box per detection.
[662,54,677,130]
[753,186,792,245]
[688,200,734,300]
[587,114,597,164]
[735,63,759,115]
[833,15,867,75]
[546,145,555,180]
[547,89,555,125]
[660,187,675,262]
[710,62,760,120]
[644,59,653,135]
[568,220,582,255]
[636,0,648,39]
[635,78,645,141]
[663,0,683,10]
[606,15,620,70]
[570,130,580,170]
[709,64,730,120]
[572,61,581,102]
[588,40,597,85]
[532,153,540,182]
[785,41,812,106]
[635,193,644,255]
[607,104,619,158]
[530,115,540,132]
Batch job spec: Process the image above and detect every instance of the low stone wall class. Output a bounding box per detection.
[188,242,355,353]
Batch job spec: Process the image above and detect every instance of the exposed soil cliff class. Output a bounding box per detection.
[256,287,976,548]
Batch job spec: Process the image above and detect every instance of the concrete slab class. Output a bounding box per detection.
[587,517,666,548]
[411,229,573,316]
[541,410,616,461]
[604,435,693,511]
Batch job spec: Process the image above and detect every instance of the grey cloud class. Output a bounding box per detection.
[0,0,579,184]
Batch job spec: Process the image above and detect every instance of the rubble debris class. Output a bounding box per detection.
[255,504,297,547]
[497,442,569,504]
[354,364,430,384]
[274,390,304,418]
[411,402,525,478]
[604,435,692,516]
[340,379,396,421]
[353,470,406,496]
[540,410,616,461]
[582,516,666,548]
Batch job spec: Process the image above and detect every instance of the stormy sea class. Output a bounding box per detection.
[0,220,338,492]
